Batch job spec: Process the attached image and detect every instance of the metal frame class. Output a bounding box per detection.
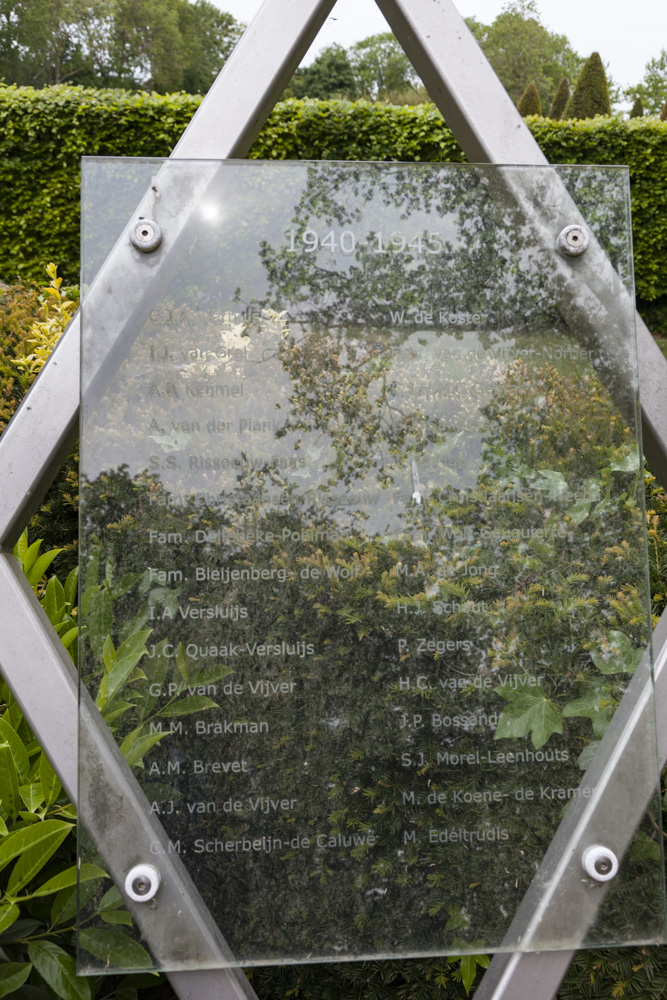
[1,2,667,998]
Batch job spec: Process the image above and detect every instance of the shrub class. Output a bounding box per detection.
[517,81,542,115]
[629,96,645,118]
[564,52,612,119]
[548,76,570,119]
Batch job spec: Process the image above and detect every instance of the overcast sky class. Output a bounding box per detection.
[215,0,664,91]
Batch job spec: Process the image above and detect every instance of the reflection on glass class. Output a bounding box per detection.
[78,160,662,973]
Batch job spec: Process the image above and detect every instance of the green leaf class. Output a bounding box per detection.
[533,469,568,500]
[175,642,189,682]
[21,539,43,576]
[42,576,66,626]
[160,696,218,717]
[563,683,615,738]
[19,782,44,813]
[78,929,152,971]
[591,631,644,675]
[577,740,601,770]
[39,753,62,808]
[99,885,123,911]
[0,744,21,818]
[630,830,662,862]
[98,630,152,709]
[495,687,562,749]
[0,962,32,996]
[611,448,640,473]
[59,626,79,652]
[120,731,164,768]
[26,548,62,589]
[100,909,133,926]
[13,529,29,569]
[109,572,142,600]
[0,902,19,935]
[0,719,30,781]
[7,823,73,894]
[28,940,93,1000]
[64,566,79,609]
[102,634,116,673]
[460,955,477,995]
[0,819,73,873]
[32,863,107,898]
[566,497,591,524]
[86,587,113,661]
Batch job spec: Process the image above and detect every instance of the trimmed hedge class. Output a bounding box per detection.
[1,85,667,304]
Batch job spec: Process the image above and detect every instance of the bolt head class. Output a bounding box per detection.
[557,224,589,257]
[130,218,162,253]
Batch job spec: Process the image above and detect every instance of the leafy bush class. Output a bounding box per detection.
[548,77,570,120]
[1,87,667,305]
[0,266,79,573]
[564,52,612,119]
[517,81,541,115]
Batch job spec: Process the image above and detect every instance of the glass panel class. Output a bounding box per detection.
[79,159,665,972]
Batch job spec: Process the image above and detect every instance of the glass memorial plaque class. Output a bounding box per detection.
[78,159,665,972]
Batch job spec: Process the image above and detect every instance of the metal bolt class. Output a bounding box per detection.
[557,224,589,257]
[130,218,162,253]
[125,863,161,902]
[582,844,619,883]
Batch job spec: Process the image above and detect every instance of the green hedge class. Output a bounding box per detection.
[1,85,667,301]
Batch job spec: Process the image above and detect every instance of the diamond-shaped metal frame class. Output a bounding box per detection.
[2,3,667,998]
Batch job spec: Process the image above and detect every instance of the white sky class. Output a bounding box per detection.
[215,0,664,91]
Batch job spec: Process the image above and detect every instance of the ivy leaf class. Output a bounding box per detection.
[495,687,562,749]
[28,940,92,1000]
[577,740,601,770]
[630,830,661,862]
[611,448,640,473]
[563,683,615,738]
[533,469,568,500]
[591,631,644,675]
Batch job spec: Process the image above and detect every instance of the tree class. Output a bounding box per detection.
[349,32,419,101]
[178,1,243,94]
[0,0,243,91]
[564,52,611,119]
[548,76,570,119]
[517,80,541,115]
[466,0,582,112]
[625,49,667,115]
[286,43,356,100]
[661,100,667,121]
[0,0,94,86]
[629,96,644,118]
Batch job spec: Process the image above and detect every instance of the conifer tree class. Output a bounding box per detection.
[517,80,542,115]
[629,97,644,118]
[661,100,667,121]
[548,76,570,118]
[564,52,611,118]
